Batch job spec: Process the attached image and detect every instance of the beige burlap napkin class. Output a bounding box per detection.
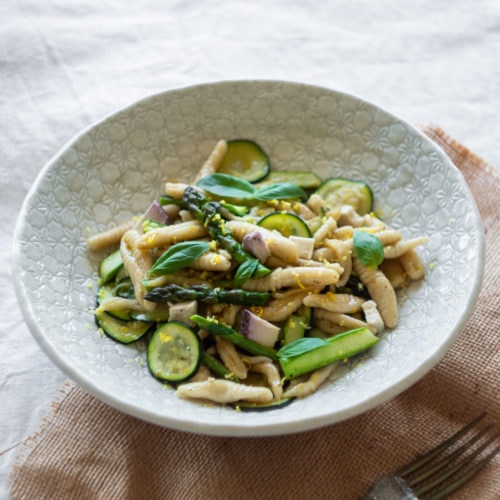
[9,127,499,500]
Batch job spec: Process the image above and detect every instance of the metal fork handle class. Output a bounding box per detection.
[362,474,418,500]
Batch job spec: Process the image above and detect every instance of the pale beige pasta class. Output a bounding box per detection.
[352,257,398,328]
[383,236,429,260]
[193,140,228,182]
[137,220,208,249]
[164,181,190,199]
[189,250,232,272]
[313,217,338,247]
[120,229,155,311]
[258,291,308,322]
[314,308,371,333]
[250,361,283,400]
[87,219,135,251]
[379,258,408,289]
[242,266,340,292]
[225,220,299,264]
[282,363,338,399]
[303,292,366,314]
[215,336,248,380]
[399,248,426,281]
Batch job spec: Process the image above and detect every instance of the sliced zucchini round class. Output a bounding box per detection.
[218,139,270,183]
[147,321,201,383]
[315,177,374,215]
[258,212,312,238]
[95,310,153,344]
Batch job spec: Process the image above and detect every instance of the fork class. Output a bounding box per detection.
[363,412,499,499]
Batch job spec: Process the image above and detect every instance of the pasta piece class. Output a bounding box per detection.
[242,266,340,292]
[352,257,398,328]
[193,140,228,182]
[314,308,371,333]
[362,300,385,334]
[187,364,211,383]
[337,205,385,230]
[323,239,352,287]
[306,193,329,215]
[189,250,232,272]
[176,378,273,404]
[373,229,402,246]
[303,292,366,314]
[225,220,299,264]
[178,209,195,222]
[282,363,338,399]
[258,291,308,322]
[120,229,155,311]
[137,220,208,249]
[250,361,283,400]
[313,217,338,247]
[215,337,248,380]
[87,219,135,252]
[379,258,408,289]
[164,181,190,199]
[383,236,429,259]
[400,248,426,281]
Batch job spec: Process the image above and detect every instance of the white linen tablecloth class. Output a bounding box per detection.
[1,1,499,497]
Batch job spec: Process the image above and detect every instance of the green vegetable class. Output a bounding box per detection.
[201,351,239,383]
[182,187,270,282]
[145,284,270,306]
[353,230,384,268]
[232,398,294,412]
[282,312,309,345]
[256,171,322,189]
[196,173,306,202]
[278,327,379,379]
[147,321,201,383]
[218,139,270,183]
[95,309,153,344]
[258,212,312,238]
[190,315,278,361]
[315,177,373,215]
[149,241,211,276]
[98,249,123,285]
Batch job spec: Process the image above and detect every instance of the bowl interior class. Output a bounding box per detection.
[13,81,484,436]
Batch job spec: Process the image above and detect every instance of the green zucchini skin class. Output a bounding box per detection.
[257,212,312,238]
[95,310,153,344]
[147,321,202,383]
[279,327,379,380]
[315,177,374,215]
[256,171,321,189]
[98,248,123,285]
[232,398,294,412]
[218,139,270,183]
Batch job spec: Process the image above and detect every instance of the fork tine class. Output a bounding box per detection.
[396,412,487,477]
[406,421,496,487]
[424,442,500,500]
[414,428,500,497]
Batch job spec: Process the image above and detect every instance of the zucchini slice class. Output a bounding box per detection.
[232,398,294,412]
[218,139,270,183]
[98,249,123,285]
[257,171,321,189]
[147,321,201,383]
[278,327,379,380]
[258,212,312,238]
[95,310,153,344]
[315,177,374,215]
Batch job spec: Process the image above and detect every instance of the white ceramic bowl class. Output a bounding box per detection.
[13,81,484,436]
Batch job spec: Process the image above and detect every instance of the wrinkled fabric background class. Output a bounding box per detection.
[1,1,499,498]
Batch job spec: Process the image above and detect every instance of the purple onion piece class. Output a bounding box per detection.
[240,309,280,348]
[242,231,271,262]
[143,200,170,225]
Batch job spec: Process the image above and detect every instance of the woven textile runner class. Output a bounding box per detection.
[9,126,499,500]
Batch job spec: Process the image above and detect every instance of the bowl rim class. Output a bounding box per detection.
[12,79,485,436]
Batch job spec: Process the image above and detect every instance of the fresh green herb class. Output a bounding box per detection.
[149,241,210,276]
[253,182,306,201]
[353,230,384,268]
[197,173,256,199]
[234,258,260,287]
[277,337,329,361]
[197,173,306,201]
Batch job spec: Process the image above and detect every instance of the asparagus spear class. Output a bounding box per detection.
[144,284,270,306]
[201,351,240,383]
[190,315,278,361]
[182,187,270,280]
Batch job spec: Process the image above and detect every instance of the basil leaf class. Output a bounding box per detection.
[197,173,257,199]
[149,241,211,276]
[234,258,259,287]
[277,337,329,361]
[253,182,307,201]
[353,230,384,268]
